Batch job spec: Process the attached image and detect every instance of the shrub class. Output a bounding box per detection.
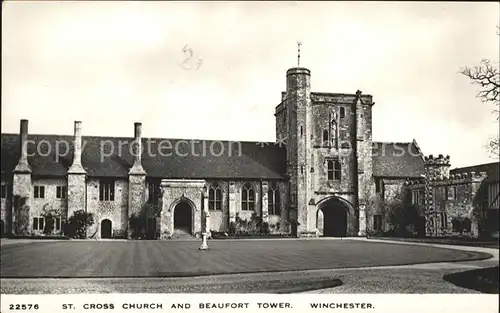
[64,210,94,239]
[261,222,270,235]
[128,213,145,239]
[228,221,237,236]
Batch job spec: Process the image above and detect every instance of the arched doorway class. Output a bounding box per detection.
[317,197,351,237]
[174,201,192,235]
[0,220,5,238]
[100,219,112,239]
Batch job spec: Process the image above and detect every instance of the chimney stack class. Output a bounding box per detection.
[129,122,145,174]
[14,119,31,173]
[68,121,86,174]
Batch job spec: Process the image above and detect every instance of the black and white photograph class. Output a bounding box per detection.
[1,1,499,311]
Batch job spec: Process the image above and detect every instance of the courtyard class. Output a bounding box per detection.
[1,238,491,278]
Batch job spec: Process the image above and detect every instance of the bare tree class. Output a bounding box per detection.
[460,27,500,159]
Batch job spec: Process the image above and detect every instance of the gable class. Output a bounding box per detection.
[372,141,425,178]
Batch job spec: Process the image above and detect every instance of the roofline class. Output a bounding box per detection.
[1,133,286,147]
[450,161,500,172]
[1,172,287,181]
[374,175,424,179]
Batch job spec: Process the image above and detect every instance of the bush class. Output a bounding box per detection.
[228,221,237,236]
[128,203,161,239]
[452,217,472,234]
[129,213,145,239]
[64,210,94,239]
[261,222,270,235]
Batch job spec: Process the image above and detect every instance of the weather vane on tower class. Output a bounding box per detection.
[297,41,302,67]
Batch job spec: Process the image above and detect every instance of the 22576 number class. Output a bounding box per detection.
[9,304,39,310]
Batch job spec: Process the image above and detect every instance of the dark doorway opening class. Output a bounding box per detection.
[100,219,112,239]
[0,220,4,238]
[319,198,348,237]
[146,218,156,239]
[174,201,192,235]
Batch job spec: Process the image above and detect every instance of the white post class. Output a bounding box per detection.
[199,188,210,250]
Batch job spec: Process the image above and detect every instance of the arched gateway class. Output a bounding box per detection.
[316,197,355,237]
[173,200,193,235]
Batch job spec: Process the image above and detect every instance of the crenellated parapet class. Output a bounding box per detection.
[404,178,426,187]
[427,171,487,185]
[424,154,451,166]
[424,154,451,180]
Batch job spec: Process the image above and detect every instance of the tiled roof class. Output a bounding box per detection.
[372,141,425,178]
[1,134,287,180]
[450,162,499,184]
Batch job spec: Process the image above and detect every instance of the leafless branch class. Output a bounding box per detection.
[460,59,500,108]
[485,135,500,160]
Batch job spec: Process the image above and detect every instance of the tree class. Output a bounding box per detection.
[460,27,500,159]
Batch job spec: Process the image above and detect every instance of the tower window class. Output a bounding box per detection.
[327,160,341,181]
[241,183,255,211]
[340,107,345,118]
[300,126,303,137]
[322,130,329,145]
[334,160,341,180]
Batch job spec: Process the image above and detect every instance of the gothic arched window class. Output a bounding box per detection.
[340,107,345,118]
[268,184,281,215]
[241,183,255,211]
[209,185,223,211]
[322,129,329,145]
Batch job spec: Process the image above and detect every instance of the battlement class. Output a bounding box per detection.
[405,178,426,186]
[424,154,451,166]
[405,171,488,186]
[310,92,374,105]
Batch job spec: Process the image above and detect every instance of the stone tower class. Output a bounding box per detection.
[285,67,313,234]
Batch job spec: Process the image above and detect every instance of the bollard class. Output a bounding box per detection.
[199,232,209,250]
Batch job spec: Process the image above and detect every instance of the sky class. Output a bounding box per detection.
[2,1,499,168]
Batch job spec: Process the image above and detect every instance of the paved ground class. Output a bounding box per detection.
[373,236,499,249]
[0,238,497,294]
[0,239,490,278]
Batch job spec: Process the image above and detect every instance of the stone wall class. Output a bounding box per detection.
[406,171,488,238]
[12,173,32,235]
[0,177,13,235]
[31,177,68,236]
[86,178,129,239]
[204,179,289,234]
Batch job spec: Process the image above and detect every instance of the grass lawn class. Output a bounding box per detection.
[0,239,492,278]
